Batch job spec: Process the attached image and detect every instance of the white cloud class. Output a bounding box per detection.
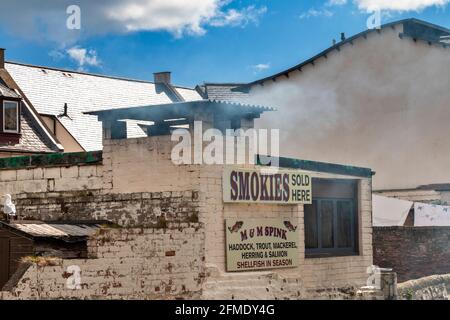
[251,63,270,73]
[299,8,334,19]
[327,0,348,6]
[66,47,101,70]
[0,0,267,42]
[210,5,267,28]
[354,0,450,11]
[49,50,65,61]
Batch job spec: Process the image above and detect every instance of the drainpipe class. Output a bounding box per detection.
[0,48,5,69]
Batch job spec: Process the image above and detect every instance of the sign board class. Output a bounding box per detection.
[223,167,312,205]
[226,218,299,272]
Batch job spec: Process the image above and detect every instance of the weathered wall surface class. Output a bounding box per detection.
[0,139,205,299]
[202,265,367,300]
[397,274,450,300]
[0,136,374,299]
[0,160,198,227]
[13,190,199,227]
[376,189,443,203]
[373,227,450,282]
[1,226,205,300]
[200,165,373,293]
[0,163,103,195]
[104,137,200,194]
[0,139,199,227]
[0,151,104,195]
[248,23,450,190]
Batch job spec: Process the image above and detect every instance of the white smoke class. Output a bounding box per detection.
[245,28,450,189]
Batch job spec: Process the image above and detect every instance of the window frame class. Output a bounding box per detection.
[2,100,20,134]
[304,179,359,259]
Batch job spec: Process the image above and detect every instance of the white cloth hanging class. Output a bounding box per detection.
[3,194,16,216]
[372,194,413,227]
[414,202,450,226]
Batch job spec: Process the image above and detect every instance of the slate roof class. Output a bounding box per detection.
[5,62,203,151]
[196,83,250,103]
[0,73,60,154]
[0,106,59,154]
[0,82,20,99]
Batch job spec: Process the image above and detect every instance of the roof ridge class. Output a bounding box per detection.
[408,17,450,33]
[5,60,196,91]
[246,17,450,86]
[203,82,248,86]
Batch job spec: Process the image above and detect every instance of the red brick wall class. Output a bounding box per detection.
[373,227,450,282]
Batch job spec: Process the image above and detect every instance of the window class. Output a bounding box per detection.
[3,101,19,133]
[304,179,358,257]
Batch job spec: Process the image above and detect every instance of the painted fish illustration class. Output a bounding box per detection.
[228,221,244,233]
[284,221,297,232]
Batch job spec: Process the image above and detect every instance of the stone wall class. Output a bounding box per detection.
[373,227,450,282]
[0,135,374,299]
[397,274,450,300]
[13,190,199,227]
[0,138,204,299]
[0,138,199,227]
[0,162,103,195]
[103,137,200,194]
[1,226,205,300]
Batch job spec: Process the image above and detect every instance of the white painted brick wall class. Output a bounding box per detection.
[1,227,205,300]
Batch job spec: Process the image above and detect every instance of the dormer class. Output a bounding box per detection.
[0,82,21,145]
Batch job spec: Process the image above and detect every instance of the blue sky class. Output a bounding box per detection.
[0,0,449,87]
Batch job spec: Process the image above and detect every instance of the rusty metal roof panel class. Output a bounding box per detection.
[50,224,101,237]
[1,221,102,240]
[13,224,65,237]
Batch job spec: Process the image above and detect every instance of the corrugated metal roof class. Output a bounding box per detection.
[85,99,275,121]
[1,221,103,240]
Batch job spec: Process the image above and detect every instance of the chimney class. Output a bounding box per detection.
[341,32,346,41]
[0,48,5,69]
[153,72,171,85]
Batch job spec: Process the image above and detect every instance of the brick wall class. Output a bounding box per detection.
[0,135,374,298]
[0,164,104,195]
[0,137,204,299]
[1,226,205,300]
[13,190,199,227]
[200,165,373,291]
[103,137,201,194]
[373,227,450,282]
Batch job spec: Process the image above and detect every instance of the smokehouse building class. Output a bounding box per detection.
[0,97,377,299]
